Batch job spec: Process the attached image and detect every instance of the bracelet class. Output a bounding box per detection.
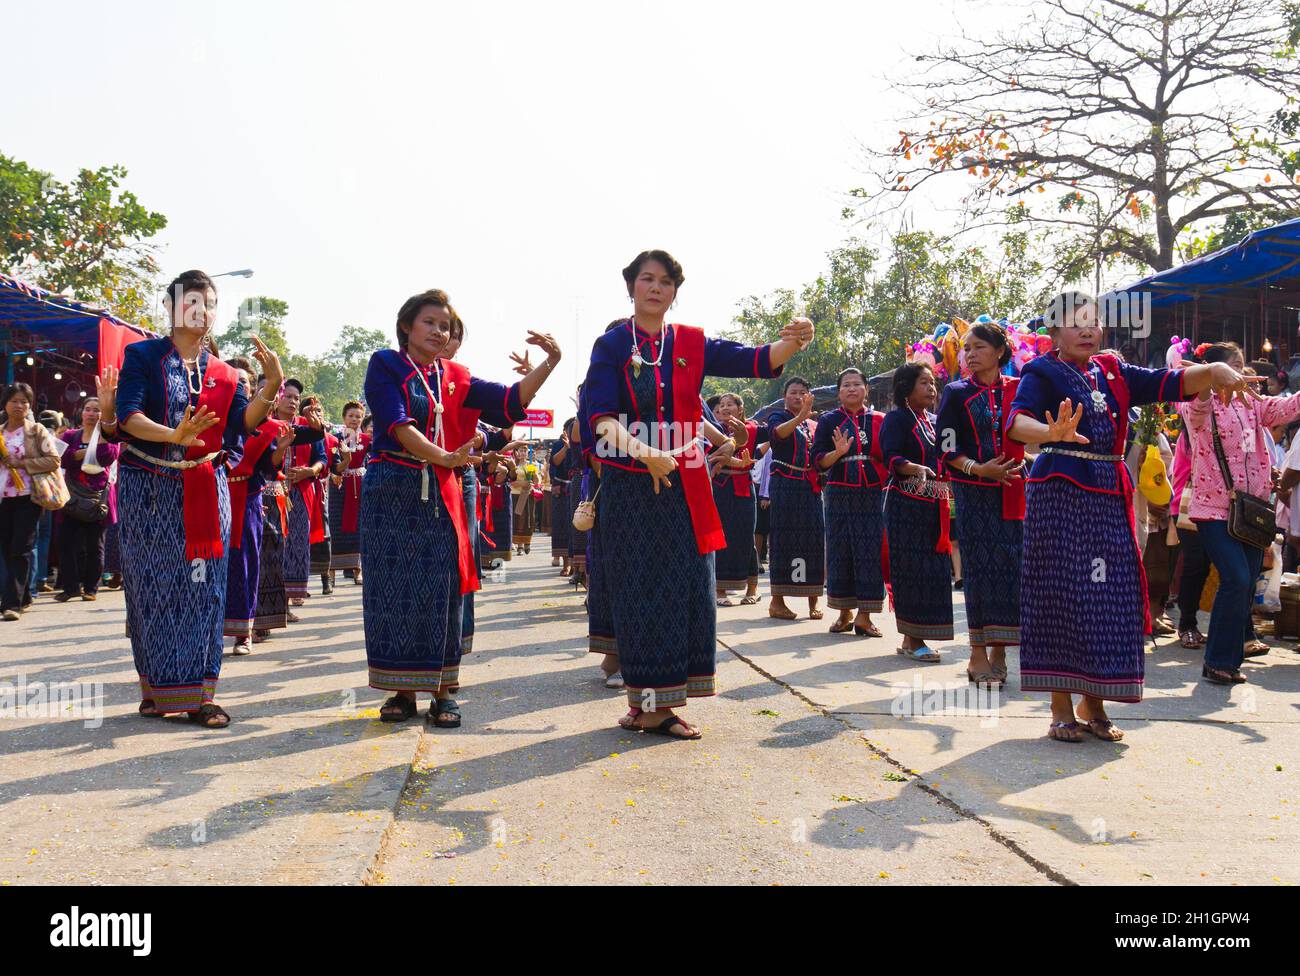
[256,390,276,405]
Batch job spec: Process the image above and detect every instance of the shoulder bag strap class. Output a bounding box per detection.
[1209,407,1246,497]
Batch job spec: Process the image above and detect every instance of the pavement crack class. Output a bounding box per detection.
[362,726,429,886]
[717,637,1078,887]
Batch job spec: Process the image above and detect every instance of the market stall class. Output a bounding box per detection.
[0,272,155,416]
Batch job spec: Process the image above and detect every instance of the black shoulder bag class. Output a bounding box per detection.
[1209,409,1275,551]
[63,476,109,523]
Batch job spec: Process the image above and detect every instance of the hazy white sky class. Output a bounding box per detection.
[7,0,988,422]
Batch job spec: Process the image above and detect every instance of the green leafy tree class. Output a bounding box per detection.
[308,325,389,419]
[855,0,1300,274]
[215,296,292,362]
[705,230,1052,409]
[0,152,166,322]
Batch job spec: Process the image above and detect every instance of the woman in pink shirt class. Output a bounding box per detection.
[1183,342,1300,684]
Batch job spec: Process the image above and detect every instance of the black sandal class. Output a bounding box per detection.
[429,697,461,728]
[188,703,231,728]
[640,714,701,740]
[379,694,417,722]
[139,699,163,718]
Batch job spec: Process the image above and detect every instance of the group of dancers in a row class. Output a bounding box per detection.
[79,250,1260,741]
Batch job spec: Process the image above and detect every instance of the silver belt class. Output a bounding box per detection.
[125,443,221,471]
[841,454,870,463]
[773,459,810,473]
[342,467,364,477]
[893,477,951,500]
[1040,446,1124,463]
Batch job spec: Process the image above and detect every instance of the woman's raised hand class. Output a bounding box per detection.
[797,391,815,421]
[250,335,283,393]
[831,427,852,458]
[724,416,749,448]
[525,330,562,365]
[643,452,676,495]
[780,317,814,350]
[1207,361,1265,406]
[171,404,221,447]
[95,365,118,419]
[509,349,534,376]
[1043,399,1090,445]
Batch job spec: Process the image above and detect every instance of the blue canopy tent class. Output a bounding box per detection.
[1101,216,1300,368]
[0,272,157,417]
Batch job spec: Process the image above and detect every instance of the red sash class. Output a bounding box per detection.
[430,358,482,596]
[183,358,238,562]
[273,478,289,536]
[998,378,1027,521]
[1092,353,1150,635]
[311,433,338,544]
[342,432,370,533]
[291,439,325,544]
[228,420,287,548]
[670,325,727,555]
[937,495,952,555]
[478,473,494,533]
[869,413,889,484]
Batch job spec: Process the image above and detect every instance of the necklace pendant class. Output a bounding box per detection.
[1091,389,1107,412]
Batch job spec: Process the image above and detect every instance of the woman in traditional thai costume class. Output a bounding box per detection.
[586,249,810,739]
[283,388,327,605]
[252,383,313,641]
[548,421,574,574]
[301,397,344,594]
[511,446,537,554]
[56,395,121,603]
[813,368,887,636]
[568,415,590,586]
[766,377,825,621]
[363,288,559,725]
[1007,293,1253,742]
[221,361,285,653]
[481,451,515,569]
[709,393,766,606]
[567,384,618,685]
[444,323,516,653]
[881,363,953,662]
[226,371,324,653]
[328,400,369,585]
[98,270,283,728]
[754,446,771,570]
[934,323,1026,686]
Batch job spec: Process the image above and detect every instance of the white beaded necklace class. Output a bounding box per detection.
[405,354,446,449]
[628,319,667,371]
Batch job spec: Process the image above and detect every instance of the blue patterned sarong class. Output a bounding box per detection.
[360,460,463,693]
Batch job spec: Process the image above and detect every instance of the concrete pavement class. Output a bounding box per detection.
[0,549,1294,885]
